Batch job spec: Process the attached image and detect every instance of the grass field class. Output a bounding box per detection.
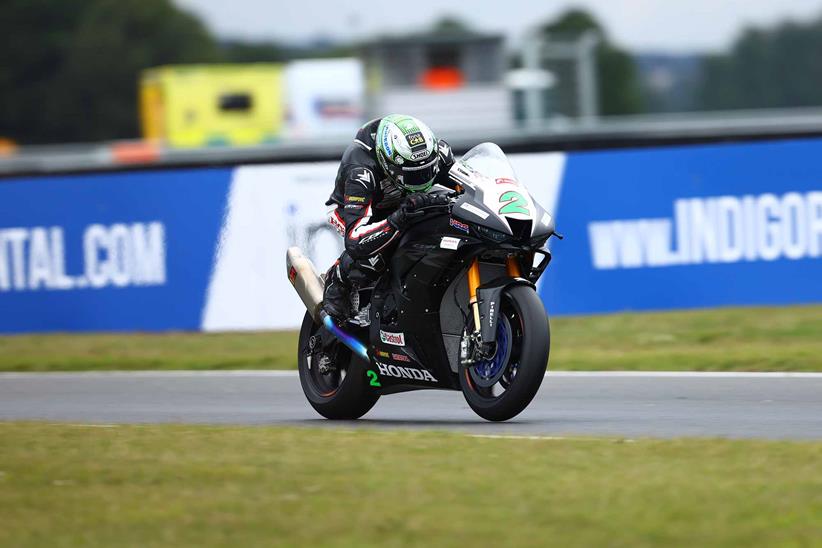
[0,423,819,547]
[1,304,821,372]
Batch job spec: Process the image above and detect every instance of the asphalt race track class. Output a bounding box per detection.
[1,371,821,440]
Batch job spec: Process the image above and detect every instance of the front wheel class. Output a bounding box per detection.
[459,285,550,422]
[297,312,379,420]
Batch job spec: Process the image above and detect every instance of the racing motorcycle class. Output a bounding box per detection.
[287,143,560,422]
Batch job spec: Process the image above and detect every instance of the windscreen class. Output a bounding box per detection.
[460,142,519,184]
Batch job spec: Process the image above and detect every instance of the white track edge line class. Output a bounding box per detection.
[468,434,636,442]
[547,371,822,378]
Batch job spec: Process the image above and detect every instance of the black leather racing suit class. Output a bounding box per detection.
[323,117,455,321]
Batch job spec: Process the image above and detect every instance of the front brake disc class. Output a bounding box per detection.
[469,315,513,388]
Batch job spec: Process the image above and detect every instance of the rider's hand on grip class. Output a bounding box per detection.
[388,193,451,229]
[405,193,448,211]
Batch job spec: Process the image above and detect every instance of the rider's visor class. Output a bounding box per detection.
[388,156,440,192]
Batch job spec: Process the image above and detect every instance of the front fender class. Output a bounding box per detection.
[476,276,536,343]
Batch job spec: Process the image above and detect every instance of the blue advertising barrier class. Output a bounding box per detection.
[0,168,232,332]
[0,137,821,333]
[540,138,822,314]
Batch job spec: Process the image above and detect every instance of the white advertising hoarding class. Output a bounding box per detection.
[201,151,566,331]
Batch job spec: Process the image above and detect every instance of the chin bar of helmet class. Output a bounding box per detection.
[321,312,370,361]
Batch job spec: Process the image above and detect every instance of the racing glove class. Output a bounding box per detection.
[387,194,451,229]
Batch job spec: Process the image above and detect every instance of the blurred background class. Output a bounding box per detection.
[5,0,822,165]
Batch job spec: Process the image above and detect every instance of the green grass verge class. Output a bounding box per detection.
[1,304,821,372]
[0,423,820,547]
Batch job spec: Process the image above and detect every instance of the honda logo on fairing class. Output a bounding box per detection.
[376,361,437,382]
[379,330,405,346]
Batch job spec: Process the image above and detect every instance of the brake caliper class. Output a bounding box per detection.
[460,330,490,366]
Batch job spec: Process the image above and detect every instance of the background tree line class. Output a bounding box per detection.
[0,0,326,144]
[2,0,821,145]
[699,17,822,110]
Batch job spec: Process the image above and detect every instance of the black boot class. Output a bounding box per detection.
[322,261,351,325]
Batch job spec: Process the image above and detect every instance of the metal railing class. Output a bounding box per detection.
[3,107,822,177]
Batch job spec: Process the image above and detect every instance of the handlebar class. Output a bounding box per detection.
[405,202,452,218]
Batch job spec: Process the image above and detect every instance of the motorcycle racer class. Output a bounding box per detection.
[323,114,455,324]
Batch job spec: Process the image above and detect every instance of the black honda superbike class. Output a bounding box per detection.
[287,143,559,422]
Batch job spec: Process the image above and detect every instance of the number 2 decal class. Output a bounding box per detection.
[366,370,381,387]
[499,191,529,215]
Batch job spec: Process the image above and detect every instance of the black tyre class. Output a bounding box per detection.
[459,285,550,421]
[297,312,379,420]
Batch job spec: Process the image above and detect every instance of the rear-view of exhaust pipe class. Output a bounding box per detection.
[286,247,369,360]
[286,247,325,322]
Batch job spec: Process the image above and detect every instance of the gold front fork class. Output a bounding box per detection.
[467,258,482,332]
[469,256,521,333]
[506,254,522,278]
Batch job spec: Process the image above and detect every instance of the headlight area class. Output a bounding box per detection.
[473,224,550,248]
[473,224,512,243]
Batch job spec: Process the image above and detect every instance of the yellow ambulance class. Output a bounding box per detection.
[140,64,285,148]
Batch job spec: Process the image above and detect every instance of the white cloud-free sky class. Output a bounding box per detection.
[174,0,822,53]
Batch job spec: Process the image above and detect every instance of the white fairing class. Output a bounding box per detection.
[450,143,540,230]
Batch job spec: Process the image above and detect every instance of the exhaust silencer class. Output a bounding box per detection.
[286,247,325,322]
[287,247,370,360]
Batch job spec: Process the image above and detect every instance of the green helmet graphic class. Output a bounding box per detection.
[376,114,439,193]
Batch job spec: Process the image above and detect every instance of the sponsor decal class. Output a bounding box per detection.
[499,191,530,216]
[379,329,405,346]
[391,353,410,363]
[440,236,461,250]
[345,204,364,210]
[288,266,297,285]
[406,131,426,149]
[588,191,822,269]
[328,210,346,236]
[488,301,496,329]
[377,350,390,358]
[496,177,517,185]
[382,131,393,157]
[456,164,475,177]
[376,361,437,383]
[449,218,470,234]
[460,202,490,220]
[345,195,366,203]
[409,150,430,161]
[0,222,166,293]
[360,230,388,245]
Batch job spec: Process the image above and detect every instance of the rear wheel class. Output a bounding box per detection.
[297,313,379,420]
[459,285,550,421]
